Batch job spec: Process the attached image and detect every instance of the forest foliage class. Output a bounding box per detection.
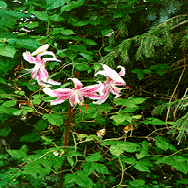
[0,0,188,187]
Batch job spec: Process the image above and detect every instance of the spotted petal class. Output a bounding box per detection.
[43,88,72,105]
[93,85,110,105]
[23,52,36,64]
[102,64,125,83]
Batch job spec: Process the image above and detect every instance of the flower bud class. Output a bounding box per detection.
[31,44,49,56]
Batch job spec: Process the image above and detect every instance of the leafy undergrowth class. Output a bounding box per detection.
[1,94,188,188]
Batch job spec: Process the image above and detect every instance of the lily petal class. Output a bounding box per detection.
[102,64,125,83]
[43,88,72,97]
[40,51,61,62]
[68,78,83,89]
[39,67,61,86]
[117,65,126,77]
[23,52,36,64]
[43,88,72,105]
[69,93,84,107]
[109,85,121,97]
[93,85,110,105]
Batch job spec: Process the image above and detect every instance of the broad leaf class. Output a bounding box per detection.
[133,159,153,173]
[61,0,84,13]
[7,150,27,159]
[67,156,74,167]
[129,179,145,186]
[0,77,7,84]
[0,1,7,9]
[110,113,126,125]
[42,112,63,126]
[86,152,102,162]
[0,44,16,58]
[2,100,16,107]
[46,0,68,10]
[32,11,48,21]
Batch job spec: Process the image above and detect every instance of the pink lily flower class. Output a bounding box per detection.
[22,51,61,87]
[43,78,104,106]
[94,64,126,104]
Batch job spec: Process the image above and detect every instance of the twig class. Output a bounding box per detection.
[165,52,186,129]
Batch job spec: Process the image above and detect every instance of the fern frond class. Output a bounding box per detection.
[152,96,188,115]
[170,112,188,144]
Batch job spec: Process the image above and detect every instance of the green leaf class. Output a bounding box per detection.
[129,179,145,186]
[32,98,42,105]
[61,0,84,13]
[4,10,30,18]
[142,117,166,125]
[94,163,110,174]
[155,136,177,152]
[0,94,15,98]
[41,136,54,145]
[157,156,188,174]
[20,145,28,153]
[67,156,74,167]
[64,173,76,184]
[124,142,140,152]
[36,119,48,130]
[27,22,39,29]
[69,45,87,52]
[32,11,48,21]
[7,150,27,159]
[110,142,139,156]
[86,152,101,162]
[24,161,51,177]
[74,63,90,71]
[42,112,63,126]
[48,62,57,71]
[82,39,97,45]
[46,0,68,10]
[0,77,7,84]
[42,97,58,102]
[82,162,95,175]
[101,28,112,36]
[110,113,126,125]
[0,127,11,136]
[2,100,17,107]
[67,150,83,157]
[114,97,146,107]
[132,115,142,119]
[110,143,124,157]
[0,1,7,9]
[20,133,40,143]
[52,28,75,35]
[133,159,153,173]
[8,38,42,51]
[176,179,188,184]
[0,106,19,114]
[136,140,150,159]
[60,82,71,88]
[76,170,94,188]
[121,156,137,165]
[0,44,16,58]
[79,52,93,62]
[132,69,145,80]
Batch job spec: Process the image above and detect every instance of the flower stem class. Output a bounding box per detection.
[58,70,80,188]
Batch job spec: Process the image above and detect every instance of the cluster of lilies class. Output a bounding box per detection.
[22,45,126,107]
